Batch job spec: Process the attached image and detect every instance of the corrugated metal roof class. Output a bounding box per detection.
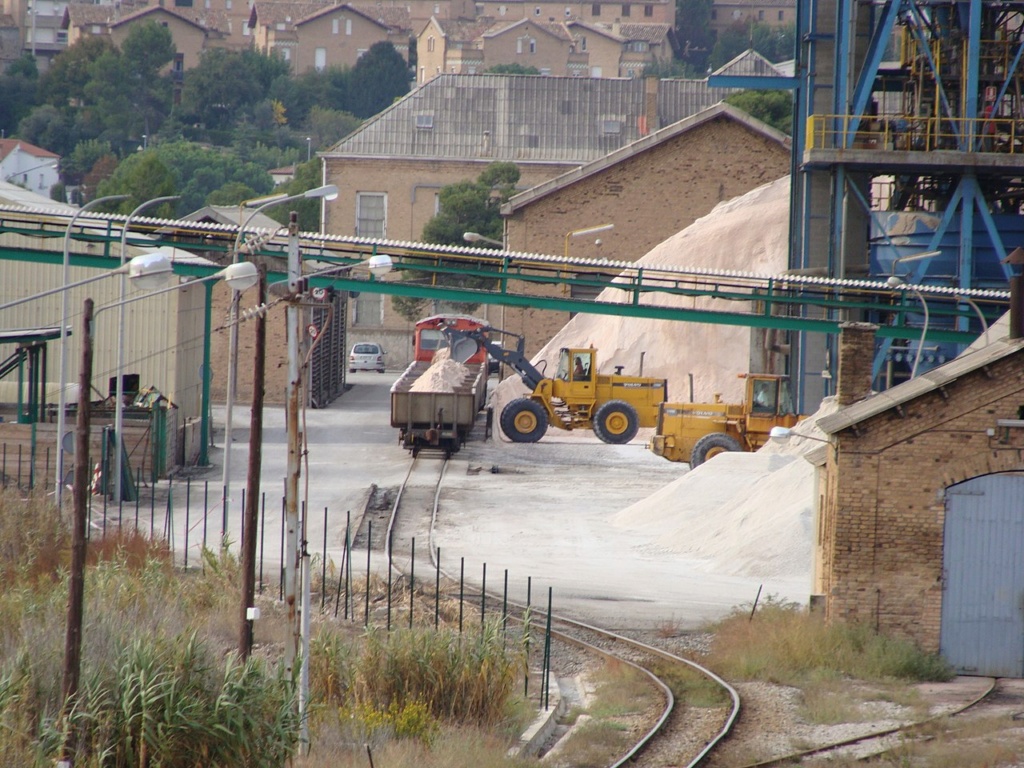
[818,317,1024,435]
[324,73,743,163]
[502,102,790,212]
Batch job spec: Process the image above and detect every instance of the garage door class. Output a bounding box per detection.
[941,473,1024,676]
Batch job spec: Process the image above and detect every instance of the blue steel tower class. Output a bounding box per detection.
[789,0,1022,409]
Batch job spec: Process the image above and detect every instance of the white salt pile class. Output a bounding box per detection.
[485,173,825,584]
[409,347,471,392]
[611,398,838,580]
[491,175,792,423]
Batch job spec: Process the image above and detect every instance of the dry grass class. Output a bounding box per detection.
[705,597,954,686]
[0,492,537,767]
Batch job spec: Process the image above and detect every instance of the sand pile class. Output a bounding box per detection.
[483,173,826,585]
[611,398,838,580]
[492,175,792,421]
[409,348,471,392]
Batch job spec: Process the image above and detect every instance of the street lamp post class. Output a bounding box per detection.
[221,184,338,525]
[276,220,392,751]
[56,195,129,505]
[306,137,312,162]
[563,223,614,258]
[2,160,58,184]
[114,196,179,503]
[59,260,258,767]
[886,250,941,380]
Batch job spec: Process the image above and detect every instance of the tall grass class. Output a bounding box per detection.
[705,598,954,684]
[0,490,533,767]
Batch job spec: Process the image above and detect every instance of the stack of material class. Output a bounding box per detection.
[409,348,471,393]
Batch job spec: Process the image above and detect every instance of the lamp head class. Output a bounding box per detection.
[126,250,174,291]
[769,426,792,441]
[304,184,338,202]
[217,261,260,292]
[367,254,393,278]
[463,232,482,243]
[886,275,905,289]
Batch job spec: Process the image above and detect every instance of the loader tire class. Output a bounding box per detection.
[500,398,548,443]
[593,400,639,444]
[690,432,742,468]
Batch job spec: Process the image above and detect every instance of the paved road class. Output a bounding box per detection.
[154,371,809,632]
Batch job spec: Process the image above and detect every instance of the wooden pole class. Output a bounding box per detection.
[61,298,93,765]
[239,265,267,658]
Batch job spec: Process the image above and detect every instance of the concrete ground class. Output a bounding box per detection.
[179,371,810,631]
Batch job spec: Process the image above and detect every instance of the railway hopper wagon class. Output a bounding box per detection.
[390,315,490,456]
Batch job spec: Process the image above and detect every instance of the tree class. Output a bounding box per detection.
[709,21,796,70]
[0,56,40,138]
[347,42,411,119]
[17,104,77,156]
[95,152,177,213]
[180,48,290,132]
[62,139,113,186]
[676,0,714,72]
[726,90,793,134]
[206,181,260,206]
[267,159,327,232]
[307,106,361,149]
[484,64,541,75]
[394,162,520,320]
[119,21,176,137]
[40,37,115,109]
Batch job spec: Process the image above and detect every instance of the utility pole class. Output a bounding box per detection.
[239,265,267,659]
[284,213,302,681]
[60,299,94,767]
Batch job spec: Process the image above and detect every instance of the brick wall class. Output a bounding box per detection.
[821,346,1024,652]
[502,116,791,355]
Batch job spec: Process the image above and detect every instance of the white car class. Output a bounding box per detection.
[349,342,386,373]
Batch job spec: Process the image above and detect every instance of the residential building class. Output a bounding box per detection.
[0,138,60,200]
[2,0,67,70]
[320,70,763,362]
[709,0,794,36]
[248,1,412,71]
[498,102,791,349]
[416,15,671,81]
[63,2,227,71]
[473,0,675,28]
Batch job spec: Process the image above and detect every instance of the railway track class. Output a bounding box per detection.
[369,450,1021,767]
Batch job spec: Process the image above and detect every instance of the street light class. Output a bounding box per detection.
[885,250,940,381]
[463,231,504,248]
[56,195,129,505]
[306,137,312,162]
[59,259,258,766]
[564,223,614,258]
[222,184,338,526]
[114,196,179,503]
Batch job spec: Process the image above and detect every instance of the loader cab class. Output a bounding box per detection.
[557,348,593,382]
[746,375,796,416]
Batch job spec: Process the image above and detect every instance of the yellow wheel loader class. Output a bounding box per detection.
[649,374,803,466]
[445,327,667,444]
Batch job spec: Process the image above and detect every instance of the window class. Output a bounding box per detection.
[591,2,599,14]
[529,37,536,53]
[204,0,210,8]
[174,0,192,6]
[517,37,523,53]
[601,119,621,133]
[499,4,506,14]
[580,35,587,50]
[757,9,764,19]
[91,24,101,32]
[345,18,352,34]
[352,294,383,326]
[225,0,231,8]
[564,6,571,16]
[778,10,784,20]
[356,192,386,238]
[332,18,338,33]
[315,47,326,70]
[434,2,440,11]
[282,47,290,60]
[534,6,541,14]
[415,113,434,128]
[621,3,629,15]
[433,193,440,215]
[173,52,184,72]
[56,29,67,43]
[357,48,367,58]
[540,66,551,75]
[644,3,652,15]
[242,21,250,34]
[427,35,435,51]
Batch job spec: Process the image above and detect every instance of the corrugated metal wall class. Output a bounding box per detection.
[0,251,202,423]
[941,473,1024,677]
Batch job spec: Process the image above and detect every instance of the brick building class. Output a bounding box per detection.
[498,102,791,351]
[815,318,1024,676]
[320,71,766,364]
